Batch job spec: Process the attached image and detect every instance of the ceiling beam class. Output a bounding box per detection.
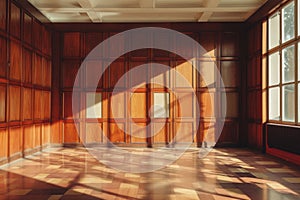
[198,0,221,22]
[39,7,258,13]
[77,0,102,22]
[139,0,155,8]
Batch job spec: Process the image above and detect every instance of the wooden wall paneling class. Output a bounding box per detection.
[33,53,43,85]
[64,122,80,143]
[0,84,6,122]
[9,127,22,156]
[63,32,81,58]
[221,92,239,118]
[175,92,194,118]
[109,122,125,143]
[9,40,21,81]
[42,123,50,145]
[130,92,147,119]
[219,121,239,145]
[109,91,126,119]
[42,27,51,56]
[22,47,31,84]
[198,121,216,145]
[34,89,42,120]
[130,123,147,143]
[32,20,42,51]
[0,0,6,31]
[174,60,194,88]
[129,61,148,89]
[198,91,215,118]
[221,32,239,57]
[109,60,126,89]
[84,32,102,57]
[175,32,196,58]
[23,13,32,45]
[0,36,7,77]
[108,32,124,58]
[63,91,79,119]
[199,32,217,58]
[33,124,41,148]
[62,60,80,88]
[43,91,50,120]
[23,125,33,150]
[9,85,20,121]
[153,30,172,58]
[198,61,216,88]
[85,60,103,88]
[9,3,20,38]
[152,122,169,144]
[220,61,240,88]
[0,129,8,158]
[22,87,32,120]
[150,60,170,89]
[175,122,193,143]
[85,122,102,143]
[43,58,51,87]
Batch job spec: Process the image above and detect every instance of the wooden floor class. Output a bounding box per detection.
[0,147,300,200]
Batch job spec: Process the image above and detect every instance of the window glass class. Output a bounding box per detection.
[269,13,280,49]
[269,87,280,120]
[86,93,102,118]
[282,84,295,122]
[282,2,295,43]
[269,52,280,86]
[282,45,295,83]
[153,93,169,118]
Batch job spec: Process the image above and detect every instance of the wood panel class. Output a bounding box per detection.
[175,122,193,143]
[85,123,102,143]
[198,61,215,88]
[10,3,20,38]
[198,91,214,118]
[43,91,50,120]
[0,37,7,77]
[63,32,80,57]
[22,87,32,120]
[152,123,169,144]
[34,90,42,120]
[10,41,21,81]
[109,123,125,143]
[23,125,33,150]
[130,92,147,118]
[109,60,126,88]
[0,85,6,122]
[222,92,239,118]
[130,123,147,143]
[0,0,6,31]
[9,127,22,155]
[43,58,51,87]
[109,92,126,119]
[199,32,217,58]
[9,86,20,121]
[42,28,51,56]
[0,129,8,158]
[150,60,170,89]
[175,60,194,88]
[85,60,103,88]
[129,61,147,89]
[176,92,194,118]
[221,32,239,57]
[23,13,32,44]
[42,123,50,145]
[64,123,80,143]
[32,20,42,51]
[62,60,80,88]
[221,61,240,88]
[22,48,32,83]
[84,32,102,56]
[219,122,238,144]
[63,92,79,119]
[33,53,43,85]
[33,124,41,147]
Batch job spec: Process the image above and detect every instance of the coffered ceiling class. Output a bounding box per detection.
[28,0,268,23]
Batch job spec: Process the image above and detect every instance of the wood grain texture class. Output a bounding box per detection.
[9,86,20,121]
[221,32,239,57]
[23,87,32,120]
[9,127,22,155]
[0,129,8,157]
[63,32,80,57]
[109,123,125,143]
[85,123,102,143]
[221,61,240,88]
[22,48,32,84]
[10,41,22,81]
[23,13,32,45]
[34,90,42,120]
[64,123,80,143]
[33,54,43,86]
[23,125,33,150]
[130,92,147,118]
[0,37,7,77]
[62,60,80,88]
[0,0,6,31]
[10,3,20,38]
[0,85,6,122]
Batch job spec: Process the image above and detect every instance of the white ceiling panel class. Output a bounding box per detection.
[28,0,268,23]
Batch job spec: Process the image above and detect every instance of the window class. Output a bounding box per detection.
[86,93,102,118]
[267,1,298,123]
[153,93,169,118]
